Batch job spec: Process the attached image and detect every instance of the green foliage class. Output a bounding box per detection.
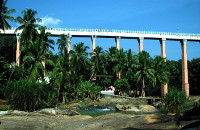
[188,58,200,95]
[0,0,16,31]
[135,51,155,97]
[0,57,10,98]
[9,65,29,80]
[3,79,57,111]
[0,57,10,85]
[161,87,186,114]
[114,78,130,93]
[76,81,102,100]
[0,36,16,63]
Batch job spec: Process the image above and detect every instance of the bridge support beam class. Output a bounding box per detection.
[138,37,144,52]
[91,36,96,54]
[160,38,168,96]
[115,37,121,79]
[181,40,189,98]
[16,34,20,66]
[67,34,72,53]
[115,37,120,49]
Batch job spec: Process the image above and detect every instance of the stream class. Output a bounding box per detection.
[76,105,118,117]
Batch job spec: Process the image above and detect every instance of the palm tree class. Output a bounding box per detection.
[38,26,54,68]
[123,49,137,91]
[90,46,106,80]
[56,34,68,55]
[23,38,54,81]
[38,26,54,53]
[70,42,90,76]
[15,8,41,50]
[135,51,155,97]
[51,52,70,104]
[153,56,169,88]
[107,47,126,79]
[123,49,136,81]
[0,0,15,31]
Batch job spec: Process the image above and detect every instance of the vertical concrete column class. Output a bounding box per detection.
[181,39,189,98]
[138,37,144,52]
[115,37,120,49]
[115,37,121,79]
[160,38,168,96]
[16,33,20,66]
[160,38,167,61]
[91,35,96,54]
[67,34,72,53]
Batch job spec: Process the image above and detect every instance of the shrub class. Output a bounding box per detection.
[3,79,57,111]
[161,87,186,114]
[114,78,130,94]
[76,81,102,100]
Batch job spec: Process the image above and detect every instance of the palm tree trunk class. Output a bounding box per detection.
[141,77,145,97]
[116,72,121,79]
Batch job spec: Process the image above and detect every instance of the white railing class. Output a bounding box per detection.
[10,27,200,37]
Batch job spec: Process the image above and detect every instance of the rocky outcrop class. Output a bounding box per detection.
[115,104,159,113]
[35,107,80,116]
[0,108,80,116]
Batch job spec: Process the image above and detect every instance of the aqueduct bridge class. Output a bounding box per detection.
[2,27,200,97]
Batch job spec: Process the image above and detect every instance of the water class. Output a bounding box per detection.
[76,105,118,117]
[76,105,157,117]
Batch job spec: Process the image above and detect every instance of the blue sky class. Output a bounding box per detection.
[7,0,200,60]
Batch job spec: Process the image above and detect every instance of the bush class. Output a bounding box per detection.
[114,78,130,94]
[76,81,102,100]
[3,79,57,111]
[161,87,186,114]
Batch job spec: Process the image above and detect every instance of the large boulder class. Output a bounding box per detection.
[0,108,80,116]
[36,107,80,116]
[0,110,30,116]
[115,104,159,113]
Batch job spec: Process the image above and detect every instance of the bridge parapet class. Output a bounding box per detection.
[7,27,200,37]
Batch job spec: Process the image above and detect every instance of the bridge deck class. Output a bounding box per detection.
[1,27,200,41]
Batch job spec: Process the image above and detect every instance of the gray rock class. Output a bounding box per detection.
[0,108,80,116]
[0,110,30,116]
[115,104,159,113]
[36,107,80,116]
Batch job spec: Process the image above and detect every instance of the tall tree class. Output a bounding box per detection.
[107,47,126,79]
[188,58,200,95]
[51,52,70,104]
[56,34,68,55]
[70,42,90,76]
[15,8,41,50]
[0,0,15,31]
[153,56,169,87]
[135,51,155,97]
[123,49,137,81]
[53,35,73,103]
[23,27,54,81]
[90,46,106,80]
[38,26,54,53]
[23,38,54,81]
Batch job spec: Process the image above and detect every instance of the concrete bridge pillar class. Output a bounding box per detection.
[115,37,120,49]
[91,35,96,54]
[67,34,72,53]
[115,37,121,79]
[160,38,168,96]
[138,37,144,52]
[181,39,189,98]
[16,34,20,66]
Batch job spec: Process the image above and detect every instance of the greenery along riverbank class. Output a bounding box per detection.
[0,0,200,112]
